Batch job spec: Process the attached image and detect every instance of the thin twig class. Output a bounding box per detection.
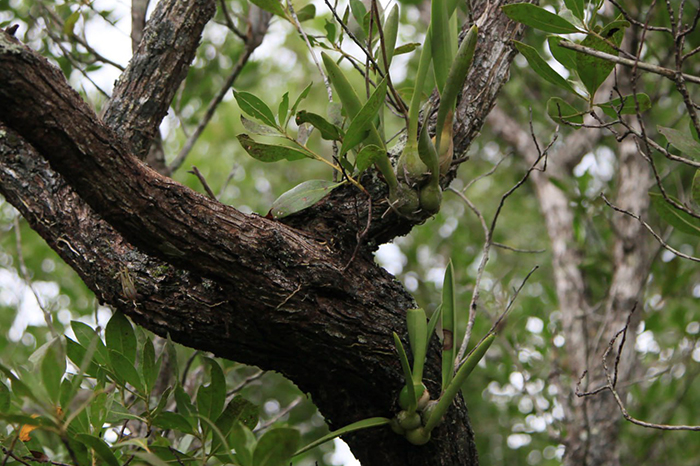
[188,166,217,199]
[253,396,304,432]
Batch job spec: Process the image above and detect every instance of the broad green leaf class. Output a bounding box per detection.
[547,97,584,125]
[339,77,388,155]
[658,126,700,159]
[234,91,278,128]
[502,4,581,34]
[41,339,65,404]
[295,111,343,140]
[196,358,226,423]
[293,417,391,457]
[548,36,578,70]
[441,261,456,390]
[0,380,10,413]
[108,349,144,392]
[152,412,195,434]
[649,192,700,237]
[278,92,289,126]
[75,433,120,466]
[355,145,386,174]
[514,41,577,95]
[324,20,337,42]
[240,116,280,136]
[564,0,584,20]
[253,428,301,466]
[596,93,651,118]
[230,423,256,466]
[65,337,100,376]
[270,180,342,218]
[249,0,286,17]
[211,397,260,455]
[692,170,700,207]
[576,20,629,97]
[0,363,39,403]
[394,43,420,55]
[105,311,137,365]
[431,0,452,93]
[175,385,196,419]
[141,338,159,394]
[236,134,308,162]
[89,392,113,430]
[289,82,313,119]
[296,4,316,22]
[72,321,109,365]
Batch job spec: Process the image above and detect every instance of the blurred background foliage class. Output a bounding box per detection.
[0,0,699,465]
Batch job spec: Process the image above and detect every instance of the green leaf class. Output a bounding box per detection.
[230,423,256,466]
[211,397,260,455]
[236,134,308,162]
[72,321,109,365]
[108,349,144,392]
[295,111,343,140]
[392,332,416,411]
[234,91,278,128]
[349,0,367,25]
[658,126,700,159]
[249,0,286,17]
[547,36,578,70]
[141,337,159,394]
[547,97,584,125]
[0,380,10,413]
[502,4,581,34]
[296,4,316,22]
[196,358,226,423]
[75,433,120,466]
[64,10,81,35]
[441,260,456,390]
[564,0,585,20]
[340,77,388,155]
[105,311,137,365]
[394,43,420,55]
[289,82,313,120]
[355,145,386,174]
[253,427,300,466]
[576,20,629,97]
[89,392,113,430]
[691,170,700,207]
[324,20,337,42]
[431,0,452,93]
[278,92,289,126]
[514,41,577,95]
[596,93,651,118]
[293,418,391,457]
[240,116,280,136]
[0,363,39,403]
[152,412,195,434]
[270,180,342,218]
[175,385,196,419]
[65,337,99,377]
[41,339,65,405]
[649,192,700,237]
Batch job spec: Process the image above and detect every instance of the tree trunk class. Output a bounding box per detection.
[0,0,526,463]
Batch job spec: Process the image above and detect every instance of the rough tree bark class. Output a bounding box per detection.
[0,0,526,464]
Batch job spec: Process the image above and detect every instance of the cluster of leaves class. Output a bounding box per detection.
[0,311,318,466]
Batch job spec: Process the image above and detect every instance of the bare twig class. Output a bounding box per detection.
[253,396,304,432]
[188,166,217,199]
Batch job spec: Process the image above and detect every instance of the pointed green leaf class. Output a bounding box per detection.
[152,412,195,434]
[296,4,316,22]
[324,20,337,42]
[392,332,416,411]
[649,192,700,237]
[692,170,700,207]
[64,10,81,35]
[295,111,343,140]
[270,180,342,218]
[211,396,259,455]
[441,261,456,390]
[197,358,226,424]
[278,92,289,126]
[514,41,577,95]
[249,0,286,17]
[108,349,144,392]
[75,434,120,466]
[253,427,300,466]
[355,145,387,174]
[0,380,10,413]
[658,126,700,159]
[72,321,109,365]
[340,77,388,155]
[240,116,280,136]
[230,423,257,466]
[548,36,578,70]
[502,4,581,33]
[234,91,278,128]
[349,0,367,25]
[564,0,585,20]
[41,339,65,404]
[65,337,100,377]
[576,20,629,97]
[379,5,399,70]
[289,82,313,120]
[141,338,159,394]
[175,385,196,419]
[105,311,137,365]
[293,417,390,457]
[394,43,420,55]
[406,308,428,383]
[236,134,308,162]
[431,0,452,93]
[596,93,651,118]
[547,97,584,125]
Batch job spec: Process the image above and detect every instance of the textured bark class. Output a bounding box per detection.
[0,0,525,463]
